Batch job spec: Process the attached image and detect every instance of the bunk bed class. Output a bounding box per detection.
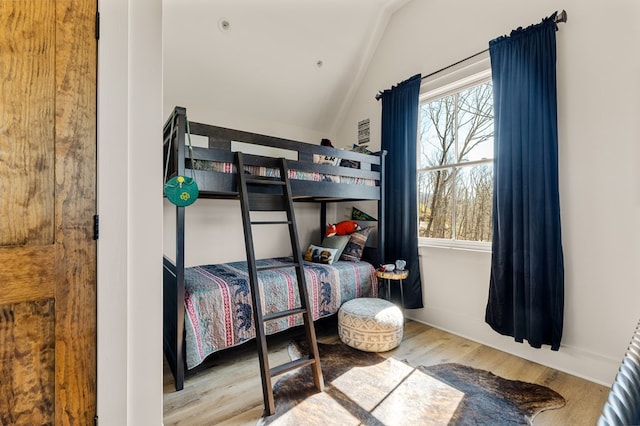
[163,106,387,391]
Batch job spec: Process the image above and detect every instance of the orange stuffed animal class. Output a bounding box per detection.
[326,220,361,237]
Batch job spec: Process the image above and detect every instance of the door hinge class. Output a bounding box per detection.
[94,415,98,426]
[93,215,99,240]
[95,11,100,40]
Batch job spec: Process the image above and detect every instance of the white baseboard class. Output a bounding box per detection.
[405,307,619,387]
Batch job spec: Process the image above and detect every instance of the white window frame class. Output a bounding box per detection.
[417,53,493,252]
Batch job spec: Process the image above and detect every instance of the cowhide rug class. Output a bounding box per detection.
[257,341,566,426]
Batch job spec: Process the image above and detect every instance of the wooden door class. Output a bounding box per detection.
[0,1,97,424]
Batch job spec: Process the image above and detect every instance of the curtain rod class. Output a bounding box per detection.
[420,10,567,82]
[375,10,567,100]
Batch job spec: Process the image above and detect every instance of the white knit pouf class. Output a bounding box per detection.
[338,298,403,352]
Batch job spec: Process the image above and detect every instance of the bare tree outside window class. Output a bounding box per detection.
[418,80,494,242]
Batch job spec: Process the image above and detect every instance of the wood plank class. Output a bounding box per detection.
[53,0,97,424]
[0,245,55,304]
[0,0,55,246]
[0,299,55,425]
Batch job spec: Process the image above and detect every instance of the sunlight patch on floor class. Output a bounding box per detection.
[373,367,464,425]
[331,357,465,425]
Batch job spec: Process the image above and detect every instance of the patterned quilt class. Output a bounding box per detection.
[184,257,378,369]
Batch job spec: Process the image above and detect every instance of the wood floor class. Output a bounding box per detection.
[163,319,610,425]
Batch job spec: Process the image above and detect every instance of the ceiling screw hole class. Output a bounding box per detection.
[218,18,231,32]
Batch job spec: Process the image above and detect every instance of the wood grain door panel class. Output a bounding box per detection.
[0,0,56,247]
[0,299,55,425]
[0,0,97,424]
[0,245,55,304]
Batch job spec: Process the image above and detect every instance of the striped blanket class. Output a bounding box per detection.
[184,257,378,369]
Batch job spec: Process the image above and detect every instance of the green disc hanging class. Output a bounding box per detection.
[163,116,199,207]
[164,175,199,207]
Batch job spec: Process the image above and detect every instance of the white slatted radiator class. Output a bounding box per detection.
[598,318,640,426]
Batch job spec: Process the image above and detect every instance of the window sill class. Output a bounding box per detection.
[418,238,492,253]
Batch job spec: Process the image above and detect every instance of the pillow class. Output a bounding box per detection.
[304,244,339,264]
[313,154,340,166]
[325,220,361,237]
[339,227,373,262]
[320,235,350,261]
[339,159,360,169]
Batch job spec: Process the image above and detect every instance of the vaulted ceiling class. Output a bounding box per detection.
[163,0,410,135]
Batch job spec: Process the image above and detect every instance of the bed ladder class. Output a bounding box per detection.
[235,152,324,416]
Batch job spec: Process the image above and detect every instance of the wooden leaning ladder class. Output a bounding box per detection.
[235,152,325,416]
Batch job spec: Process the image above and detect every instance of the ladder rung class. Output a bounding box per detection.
[246,178,285,186]
[250,220,292,225]
[270,357,316,378]
[263,307,306,322]
[256,263,299,272]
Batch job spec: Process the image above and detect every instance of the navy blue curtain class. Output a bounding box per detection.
[379,74,423,309]
[485,14,564,350]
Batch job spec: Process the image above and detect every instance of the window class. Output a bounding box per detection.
[417,70,494,246]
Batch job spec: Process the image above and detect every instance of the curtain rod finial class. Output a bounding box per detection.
[556,10,567,24]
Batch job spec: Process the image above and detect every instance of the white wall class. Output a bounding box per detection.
[97,0,163,424]
[337,0,640,385]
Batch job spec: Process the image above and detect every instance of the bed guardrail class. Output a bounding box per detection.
[163,106,384,201]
